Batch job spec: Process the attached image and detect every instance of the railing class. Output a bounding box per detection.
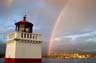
[7,32,41,41]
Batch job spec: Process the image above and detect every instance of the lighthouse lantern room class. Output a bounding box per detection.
[15,15,33,33]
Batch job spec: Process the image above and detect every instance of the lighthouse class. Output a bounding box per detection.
[5,15,42,63]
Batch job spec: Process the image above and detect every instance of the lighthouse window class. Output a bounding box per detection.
[20,25,25,32]
[26,28,29,32]
[16,26,19,31]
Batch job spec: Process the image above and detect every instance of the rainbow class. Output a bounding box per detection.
[48,7,65,55]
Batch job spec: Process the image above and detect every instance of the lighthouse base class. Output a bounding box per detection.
[5,58,42,63]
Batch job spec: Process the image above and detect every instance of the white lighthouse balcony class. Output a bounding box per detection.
[7,32,41,41]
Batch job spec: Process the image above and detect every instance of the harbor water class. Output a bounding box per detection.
[1,58,96,63]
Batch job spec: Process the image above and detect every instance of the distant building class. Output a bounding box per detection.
[5,15,42,63]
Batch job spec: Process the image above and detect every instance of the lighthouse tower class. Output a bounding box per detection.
[5,15,42,63]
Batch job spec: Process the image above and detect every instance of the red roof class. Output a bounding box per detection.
[15,15,33,26]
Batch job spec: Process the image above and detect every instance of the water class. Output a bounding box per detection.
[1,58,96,63]
[42,58,96,63]
[0,58,4,63]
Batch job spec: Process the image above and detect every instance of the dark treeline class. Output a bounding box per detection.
[0,43,6,58]
[0,53,5,58]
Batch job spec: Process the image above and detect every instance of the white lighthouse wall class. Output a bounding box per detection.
[15,41,42,58]
[6,32,42,59]
[5,41,16,58]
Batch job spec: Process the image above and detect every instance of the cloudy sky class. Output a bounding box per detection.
[0,0,96,54]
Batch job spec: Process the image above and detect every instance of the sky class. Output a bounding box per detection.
[0,0,96,54]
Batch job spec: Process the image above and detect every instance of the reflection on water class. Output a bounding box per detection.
[42,58,96,63]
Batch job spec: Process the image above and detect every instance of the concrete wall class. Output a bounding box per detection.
[5,41,16,58]
[15,41,42,58]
